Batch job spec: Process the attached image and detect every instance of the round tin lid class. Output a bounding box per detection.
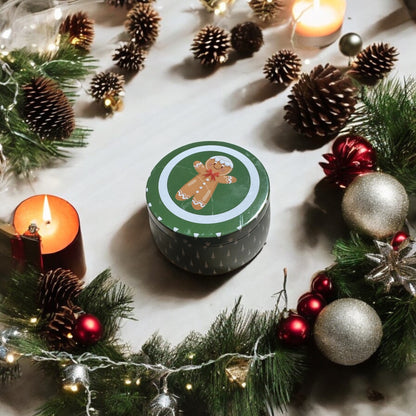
[146,141,270,238]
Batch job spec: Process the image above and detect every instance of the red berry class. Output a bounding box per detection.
[391,231,409,251]
[277,313,310,346]
[297,292,326,321]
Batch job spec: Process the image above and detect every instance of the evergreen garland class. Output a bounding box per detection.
[0,269,308,416]
[0,40,95,177]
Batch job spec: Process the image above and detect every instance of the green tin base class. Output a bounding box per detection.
[149,202,270,275]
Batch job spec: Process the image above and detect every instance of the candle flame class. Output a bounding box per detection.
[43,195,52,224]
[313,0,320,9]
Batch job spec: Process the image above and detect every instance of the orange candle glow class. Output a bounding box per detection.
[13,195,86,278]
[292,0,346,46]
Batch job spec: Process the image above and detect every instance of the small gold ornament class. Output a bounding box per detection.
[225,357,251,388]
[199,0,235,14]
[103,94,124,113]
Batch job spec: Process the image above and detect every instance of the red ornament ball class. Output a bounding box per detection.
[319,134,376,188]
[277,313,310,346]
[73,314,103,345]
[297,292,326,321]
[311,272,335,300]
[391,231,409,251]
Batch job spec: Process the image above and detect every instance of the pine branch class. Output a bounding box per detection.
[375,296,416,370]
[0,268,40,323]
[348,77,416,193]
[0,41,95,178]
[77,269,135,341]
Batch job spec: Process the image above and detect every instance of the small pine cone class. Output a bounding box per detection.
[89,72,125,101]
[125,3,161,47]
[113,42,147,72]
[248,0,283,23]
[349,42,398,83]
[22,77,75,140]
[263,49,301,86]
[284,64,357,140]
[231,22,263,56]
[45,305,81,351]
[106,0,154,6]
[39,268,83,315]
[191,25,231,66]
[59,12,95,52]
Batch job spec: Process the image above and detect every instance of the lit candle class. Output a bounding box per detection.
[13,195,86,278]
[292,0,346,48]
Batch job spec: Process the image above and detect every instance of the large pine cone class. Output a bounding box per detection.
[59,12,95,52]
[22,77,75,140]
[38,268,83,316]
[284,64,357,140]
[45,305,80,351]
[349,42,398,84]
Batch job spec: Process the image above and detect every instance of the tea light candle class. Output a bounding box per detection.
[13,195,86,278]
[292,0,346,48]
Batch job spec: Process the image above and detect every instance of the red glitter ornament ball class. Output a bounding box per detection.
[319,134,376,188]
[297,292,326,321]
[277,313,310,346]
[311,272,334,300]
[73,314,103,345]
[391,231,409,251]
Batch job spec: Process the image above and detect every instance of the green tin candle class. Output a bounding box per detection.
[146,141,270,275]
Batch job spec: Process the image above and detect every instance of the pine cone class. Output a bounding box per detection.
[38,268,83,316]
[231,22,263,56]
[248,0,283,23]
[45,305,80,351]
[263,49,301,86]
[284,64,357,139]
[59,12,95,52]
[106,0,154,6]
[191,25,231,66]
[125,3,161,47]
[349,42,398,84]
[89,72,125,101]
[113,42,147,72]
[22,77,75,140]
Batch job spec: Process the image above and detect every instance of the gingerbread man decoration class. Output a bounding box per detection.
[175,155,237,210]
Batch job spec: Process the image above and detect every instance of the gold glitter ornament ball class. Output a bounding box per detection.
[342,172,408,239]
[314,298,383,366]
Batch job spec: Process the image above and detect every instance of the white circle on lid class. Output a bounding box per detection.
[158,145,260,224]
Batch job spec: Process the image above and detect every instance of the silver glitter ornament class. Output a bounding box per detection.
[63,364,90,391]
[342,172,409,239]
[366,239,416,296]
[314,298,383,366]
[1,328,21,345]
[339,32,363,57]
[149,391,178,416]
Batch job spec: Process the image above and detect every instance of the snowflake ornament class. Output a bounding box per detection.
[366,239,416,296]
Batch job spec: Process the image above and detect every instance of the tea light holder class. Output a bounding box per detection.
[291,0,346,49]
